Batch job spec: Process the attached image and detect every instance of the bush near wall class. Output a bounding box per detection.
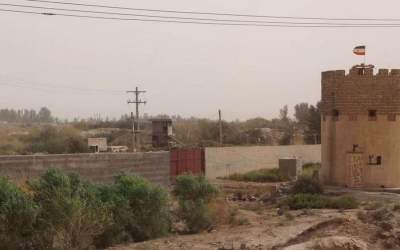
[0,169,172,250]
[173,175,218,233]
[282,176,358,210]
[223,168,283,183]
[0,177,37,250]
[291,176,323,194]
[96,174,171,247]
[28,169,111,249]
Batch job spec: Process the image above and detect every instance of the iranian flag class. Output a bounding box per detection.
[353,45,366,56]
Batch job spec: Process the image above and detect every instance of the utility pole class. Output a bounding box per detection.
[218,109,223,146]
[127,87,146,152]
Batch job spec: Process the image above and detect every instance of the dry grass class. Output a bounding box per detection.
[208,197,232,225]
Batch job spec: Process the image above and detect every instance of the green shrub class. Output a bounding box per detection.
[283,193,358,210]
[96,174,170,247]
[291,176,323,194]
[327,195,358,209]
[284,193,328,209]
[29,169,111,250]
[179,199,212,233]
[174,175,218,233]
[302,163,321,177]
[223,168,282,183]
[173,175,218,201]
[0,177,38,250]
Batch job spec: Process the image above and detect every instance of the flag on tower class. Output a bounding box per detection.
[353,45,366,56]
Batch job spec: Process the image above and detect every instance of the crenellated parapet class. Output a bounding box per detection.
[322,65,400,80]
[321,65,400,116]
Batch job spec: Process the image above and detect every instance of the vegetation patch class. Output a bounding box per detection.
[173,174,218,233]
[0,177,38,250]
[291,176,324,195]
[29,169,111,249]
[0,169,174,249]
[96,174,171,247]
[282,193,358,210]
[223,168,283,183]
[302,163,321,177]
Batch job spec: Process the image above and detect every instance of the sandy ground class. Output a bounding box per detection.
[107,181,400,250]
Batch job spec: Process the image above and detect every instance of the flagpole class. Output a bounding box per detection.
[364,46,366,66]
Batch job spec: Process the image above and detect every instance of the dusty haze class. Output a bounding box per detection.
[1,0,400,120]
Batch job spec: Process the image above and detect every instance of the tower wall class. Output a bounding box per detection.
[321,67,400,188]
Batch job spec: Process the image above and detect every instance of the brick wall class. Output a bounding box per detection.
[322,67,400,116]
[0,152,170,186]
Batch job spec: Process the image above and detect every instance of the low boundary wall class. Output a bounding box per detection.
[0,152,170,186]
[205,145,321,179]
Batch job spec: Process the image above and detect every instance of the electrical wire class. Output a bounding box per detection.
[22,0,400,22]
[0,81,126,95]
[3,8,400,27]
[1,3,400,26]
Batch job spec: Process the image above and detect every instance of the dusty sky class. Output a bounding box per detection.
[1,0,400,121]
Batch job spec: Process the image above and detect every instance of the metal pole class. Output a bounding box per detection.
[218,109,223,146]
[127,87,146,152]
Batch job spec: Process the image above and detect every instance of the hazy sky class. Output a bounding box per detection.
[1,0,400,121]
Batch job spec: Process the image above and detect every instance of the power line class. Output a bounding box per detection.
[1,3,400,26]
[0,81,125,95]
[3,8,400,28]
[22,0,400,22]
[127,87,146,152]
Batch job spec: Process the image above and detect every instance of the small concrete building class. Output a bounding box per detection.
[88,138,108,153]
[320,65,400,188]
[151,118,173,148]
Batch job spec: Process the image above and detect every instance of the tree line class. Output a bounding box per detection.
[172,102,321,146]
[0,107,53,123]
[0,101,321,155]
[69,101,321,146]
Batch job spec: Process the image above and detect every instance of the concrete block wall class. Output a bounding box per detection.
[205,145,321,179]
[0,152,170,186]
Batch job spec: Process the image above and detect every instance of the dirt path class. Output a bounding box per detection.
[107,182,400,250]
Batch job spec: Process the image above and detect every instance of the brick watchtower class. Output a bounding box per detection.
[320,65,400,188]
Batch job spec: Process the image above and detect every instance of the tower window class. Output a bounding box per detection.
[368,155,382,165]
[332,109,339,121]
[358,68,365,75]
[377,156,382,165]
[368,110,377,121]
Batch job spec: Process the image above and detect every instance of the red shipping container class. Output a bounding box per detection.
[170,148,205,183]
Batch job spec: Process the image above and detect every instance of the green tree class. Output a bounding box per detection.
[294,102,321,144]
[278,105,294,145]
[304,102,321,144]
[29,169,111,249]
[37,107,53,123]
[0,177,38,250]
[294,102,310,129]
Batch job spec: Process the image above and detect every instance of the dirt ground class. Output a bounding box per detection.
[107,180,400,250]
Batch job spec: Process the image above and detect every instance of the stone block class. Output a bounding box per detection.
[279,158,302,180]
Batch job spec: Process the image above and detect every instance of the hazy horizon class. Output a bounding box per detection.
[2,0,400,121]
